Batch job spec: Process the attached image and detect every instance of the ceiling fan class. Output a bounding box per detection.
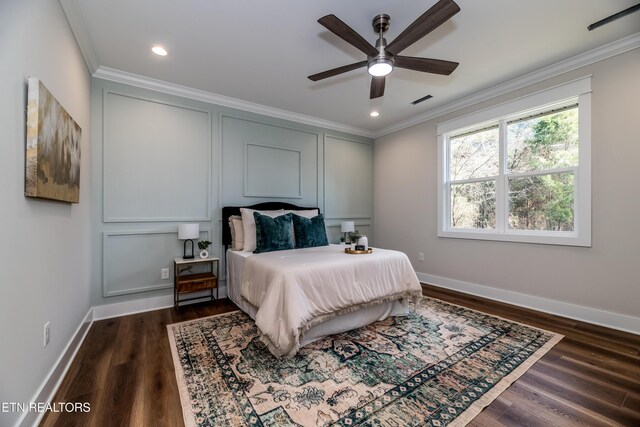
[308,0,461,99]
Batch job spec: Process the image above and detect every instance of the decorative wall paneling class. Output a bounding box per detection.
[220,115,319,207]
[102,228,211,297]
[323,135,374,243]
[93,79,372,305]
[102,91,212,222]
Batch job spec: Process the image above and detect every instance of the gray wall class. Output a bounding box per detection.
[0,0,92,426]
[91,78,373,306]
[374,49,640,322]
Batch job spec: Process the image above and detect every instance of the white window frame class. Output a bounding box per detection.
[437,76,591,247]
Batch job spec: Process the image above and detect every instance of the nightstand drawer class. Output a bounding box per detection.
[177,273,217,293]
[174,256,220,313]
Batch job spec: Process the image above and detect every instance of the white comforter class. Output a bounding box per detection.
[240,245,422,357]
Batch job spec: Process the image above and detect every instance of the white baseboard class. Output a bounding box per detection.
[92,294,173,320]
[92,285,228,321]
[417,272,640,335]
[13,284,231,426]
[17,308,94,427]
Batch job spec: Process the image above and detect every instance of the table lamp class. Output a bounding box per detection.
[178,224,199,259]
[341,221,355,243]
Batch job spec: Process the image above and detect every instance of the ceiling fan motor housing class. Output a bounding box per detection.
[370,14,393,72]
[372,14,391,34]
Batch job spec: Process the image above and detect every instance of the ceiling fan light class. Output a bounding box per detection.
[368,58,393,77]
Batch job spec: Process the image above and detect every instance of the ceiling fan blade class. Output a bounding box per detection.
[394,56,459,75]
[385,0,460,56]
[370,76,386,99]
[308,60,368,81]
[318,14,379,57]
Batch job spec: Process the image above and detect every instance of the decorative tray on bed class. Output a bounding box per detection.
[345,247,373,255]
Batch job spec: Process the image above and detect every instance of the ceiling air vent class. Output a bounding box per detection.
[411,94,433,105]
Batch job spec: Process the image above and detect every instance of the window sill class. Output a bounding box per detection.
[438,229,591,247]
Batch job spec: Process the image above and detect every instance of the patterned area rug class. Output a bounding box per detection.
[168,297,562,426]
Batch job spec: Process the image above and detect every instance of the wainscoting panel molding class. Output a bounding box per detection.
[323,134,374,243]
[91,78,370,308]
[102,90,212,222]
[244,143,302,198]
[102,228,211,297]
[221,114,319,207]
[323,135,373,220]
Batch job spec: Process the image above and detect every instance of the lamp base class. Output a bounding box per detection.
[183,239,196,259]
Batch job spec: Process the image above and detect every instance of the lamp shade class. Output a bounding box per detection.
[178,224,199,240]
[340,221,355,233]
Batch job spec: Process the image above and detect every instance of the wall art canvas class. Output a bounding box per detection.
[25,77,81,203]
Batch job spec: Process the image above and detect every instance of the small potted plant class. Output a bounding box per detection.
[349,230,362,249]
[197,240,212,259]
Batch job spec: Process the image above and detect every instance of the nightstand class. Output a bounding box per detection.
[174,256,219,313]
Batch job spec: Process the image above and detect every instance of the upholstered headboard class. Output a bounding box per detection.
[222,202,320,247]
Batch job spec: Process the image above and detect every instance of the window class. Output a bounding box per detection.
[437,77,591,246]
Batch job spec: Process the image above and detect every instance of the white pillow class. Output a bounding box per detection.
[240,208,285,252]
[228,215,244,251]
[285,209,319,219]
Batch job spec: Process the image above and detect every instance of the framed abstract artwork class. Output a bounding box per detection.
[25,77,82,203]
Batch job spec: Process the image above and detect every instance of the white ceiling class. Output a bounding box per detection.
[62,0,639,135]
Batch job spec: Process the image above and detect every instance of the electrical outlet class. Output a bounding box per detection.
[418,252,425,262]
[43,322,50,347]
[161,268,170,280]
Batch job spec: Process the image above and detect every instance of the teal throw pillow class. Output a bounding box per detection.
[253,212,294,253]
[292,213,329,249]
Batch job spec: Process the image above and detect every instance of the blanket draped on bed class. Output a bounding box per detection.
[240,245,422,357]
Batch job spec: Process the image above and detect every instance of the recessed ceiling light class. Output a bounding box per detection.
[370,111,380,117]
[151,46,168,56]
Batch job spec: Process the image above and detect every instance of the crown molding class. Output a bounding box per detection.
[93,67,375,138]
[374,32,640,138]
[60,0,637,142]
[59,0,98,74]
[61,0,371,136]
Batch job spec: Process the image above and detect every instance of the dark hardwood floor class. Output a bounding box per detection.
[41,286,640,426]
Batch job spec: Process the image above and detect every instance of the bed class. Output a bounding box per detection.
[222,202,422,358]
